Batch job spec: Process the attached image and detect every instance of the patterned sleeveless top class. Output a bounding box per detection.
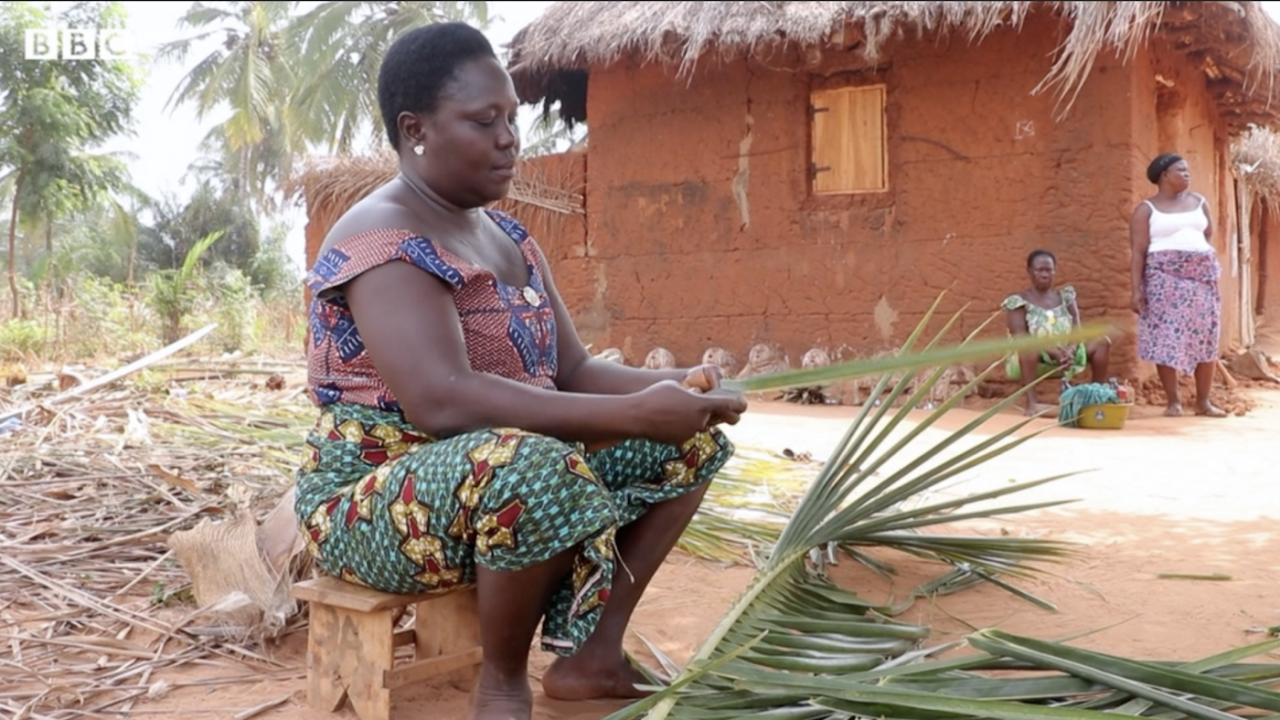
[1001,285,1077,338]
[304,210,558,413]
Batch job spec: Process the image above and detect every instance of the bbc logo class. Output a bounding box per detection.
[24,28,134,60]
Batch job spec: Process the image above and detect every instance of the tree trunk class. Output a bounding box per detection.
[127,228,137,287]
[7,166,25,321]
[43,219,56,302]
[241,144,251,208]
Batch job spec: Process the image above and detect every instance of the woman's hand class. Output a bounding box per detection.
[635,380,747,446]
[682,364,723,393]
[1130,288,1145,314]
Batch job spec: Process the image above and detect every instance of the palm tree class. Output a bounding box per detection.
[156,1,299,213]
[522,102,586,157]
[186,115,295,213]
[159,2,493,210]
[287,1,490,155]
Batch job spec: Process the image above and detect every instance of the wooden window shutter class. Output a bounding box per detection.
[810,85,887,194]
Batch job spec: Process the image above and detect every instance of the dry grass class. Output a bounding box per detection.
[507,1,1280,124]
[1234,124,1280,201]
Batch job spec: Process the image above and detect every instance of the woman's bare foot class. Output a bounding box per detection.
[1195,402,1227,418]
[1023,404,1040,417]
[542,652,654,701]
[472,674,533,720]
[1163,403,1183,417]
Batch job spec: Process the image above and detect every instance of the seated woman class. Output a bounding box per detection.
[1003,249,1110,416]
[295,23,748,720]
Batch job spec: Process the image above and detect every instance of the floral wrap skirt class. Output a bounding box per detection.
[1139,250,1221,375]
[294,402,734,656]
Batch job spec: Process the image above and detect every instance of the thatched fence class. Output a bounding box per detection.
[285,150,587,299]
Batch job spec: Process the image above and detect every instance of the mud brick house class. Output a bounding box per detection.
[497,1,1280,381]
[297,2,1280,384]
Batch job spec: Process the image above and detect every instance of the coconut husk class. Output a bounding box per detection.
[166,507,299,640]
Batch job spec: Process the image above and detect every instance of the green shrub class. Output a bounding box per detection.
[0,319,52,361]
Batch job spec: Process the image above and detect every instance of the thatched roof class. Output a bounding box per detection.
[507,1,1280,127]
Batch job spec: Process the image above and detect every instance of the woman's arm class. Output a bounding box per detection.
[533,244,694,395]
[342,260,720,443]
[1066,296,1087,362]
[1201,194,1214,244]
[1129,203,1152,312]
[1005,305,1048,380]
[1068,296,1084,331]
[1005,305,1029,337]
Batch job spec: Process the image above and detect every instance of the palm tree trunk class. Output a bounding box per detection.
[44,219,55,302]
[241,144,250,202]
[127,229,137,287]
[7,166,26,320]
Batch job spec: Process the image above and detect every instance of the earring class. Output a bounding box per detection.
[413,144,424,156]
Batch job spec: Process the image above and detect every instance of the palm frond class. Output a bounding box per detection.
[599,295,1280,719]
[677,446,813,562]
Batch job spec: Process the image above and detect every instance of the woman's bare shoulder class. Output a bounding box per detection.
[319,183,420,254]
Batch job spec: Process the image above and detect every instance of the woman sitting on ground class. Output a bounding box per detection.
[295,22,747,720]
[1003,249,1111,416]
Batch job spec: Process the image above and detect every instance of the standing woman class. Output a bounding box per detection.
[1129,153,1227,417]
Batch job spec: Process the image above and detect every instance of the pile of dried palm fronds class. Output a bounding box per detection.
[0,353,314,720]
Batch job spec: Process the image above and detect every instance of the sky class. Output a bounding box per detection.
[42,1,1280,277]
[86,1,555,277]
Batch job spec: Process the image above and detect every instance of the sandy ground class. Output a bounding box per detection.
[120,376,1280,720]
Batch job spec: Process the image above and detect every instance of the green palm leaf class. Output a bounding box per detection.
[595,298,1081,719]
[601,295,1279,719]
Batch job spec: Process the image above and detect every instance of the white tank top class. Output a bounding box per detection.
[1144,198,1213,254]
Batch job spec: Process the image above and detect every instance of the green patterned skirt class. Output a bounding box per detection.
[294,402,734,656]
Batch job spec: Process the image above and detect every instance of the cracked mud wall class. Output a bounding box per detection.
[560,12,1239,382]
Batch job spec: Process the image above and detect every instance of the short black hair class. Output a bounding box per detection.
[1026,249,1056,269]
[1146,153,1183,184]
[377,22,497,151]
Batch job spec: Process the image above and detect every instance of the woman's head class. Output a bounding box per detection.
[378,22,520,208]
[1026,249,1056,290]
[1147,153,1189,189]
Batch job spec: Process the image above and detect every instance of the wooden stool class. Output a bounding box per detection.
[292,576,483,720]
